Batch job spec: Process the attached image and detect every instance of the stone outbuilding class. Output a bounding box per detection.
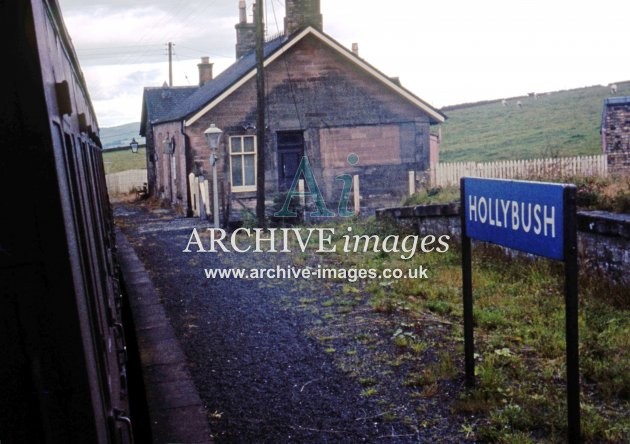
[141,0,445,219]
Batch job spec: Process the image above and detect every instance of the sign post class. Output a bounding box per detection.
[460,177,580,442]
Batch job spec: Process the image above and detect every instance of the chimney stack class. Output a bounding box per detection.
[352,43,359,57]
[284,0,323,35]
[198,57,213,86]
[235,0,257,59]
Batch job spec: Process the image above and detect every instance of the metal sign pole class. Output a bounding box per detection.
[563,186,580,442]
[460,178,475,387]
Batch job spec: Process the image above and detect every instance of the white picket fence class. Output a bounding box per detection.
[432,154,607,187]
[105,169,147,196]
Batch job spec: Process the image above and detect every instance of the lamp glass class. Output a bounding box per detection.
[204,124,223,150]
[130,137,139,153]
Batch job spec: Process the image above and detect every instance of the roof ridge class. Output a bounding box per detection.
[144,85,198,91]
[152,27,444,126]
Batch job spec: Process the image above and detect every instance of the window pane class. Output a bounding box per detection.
[243,136,255,153]
[232,137,242,153]
[244,154,256,186]
[232,156,243,186]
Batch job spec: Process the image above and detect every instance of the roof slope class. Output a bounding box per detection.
[156,35,288,125]
[152,27,445,126]
[140,86,198,136]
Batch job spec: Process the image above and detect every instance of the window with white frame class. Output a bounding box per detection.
[229,135,257,192]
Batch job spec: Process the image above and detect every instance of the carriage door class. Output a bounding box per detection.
[277,131,304,191]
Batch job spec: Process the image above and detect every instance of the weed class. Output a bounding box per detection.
[403,186,460,206]
[360,387,377,397]
[359,377,377,387]
[424,300,453,316]
[409,341,428,355]
[474,308,508,330]
[404,369,436,388]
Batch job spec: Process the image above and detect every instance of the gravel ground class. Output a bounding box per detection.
[115,200,471,443]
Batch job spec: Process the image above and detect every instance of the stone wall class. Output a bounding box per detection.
[377,204,630,286]
[181,33,434,216]
[602,100,630,175]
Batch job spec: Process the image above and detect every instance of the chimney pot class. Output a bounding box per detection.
[352,43,359,56]
[235,1,257,58]
[239,0,247,23]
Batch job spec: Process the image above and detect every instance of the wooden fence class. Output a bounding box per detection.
[432,154,607,187]
[105,169,147,196]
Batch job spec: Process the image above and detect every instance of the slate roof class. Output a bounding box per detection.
[145,27,445,127]
[154,35,289,125]
[140,86,198,136]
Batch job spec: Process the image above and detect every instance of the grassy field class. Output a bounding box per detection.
[439,81,630,163]
[102,148,147,174]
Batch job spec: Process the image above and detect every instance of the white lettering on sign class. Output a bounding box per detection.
[468,195,556,238]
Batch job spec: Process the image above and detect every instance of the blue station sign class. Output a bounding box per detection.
[462,177,570,260]
[460,177,580,439]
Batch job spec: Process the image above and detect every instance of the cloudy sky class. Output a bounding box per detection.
[57,0,630,128]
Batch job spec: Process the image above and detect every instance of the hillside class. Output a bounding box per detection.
[100,122,144,149]
[438,81,630,163]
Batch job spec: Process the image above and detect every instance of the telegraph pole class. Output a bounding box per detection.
[167,42,174,86]
[255,0,266,227]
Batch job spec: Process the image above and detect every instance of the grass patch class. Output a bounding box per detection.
[102,147,147,173]
[316,217,629,442]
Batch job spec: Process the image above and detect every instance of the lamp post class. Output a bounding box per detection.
[130,137,139,153]
[204,124,223,227]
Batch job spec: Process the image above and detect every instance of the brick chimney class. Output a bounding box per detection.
[284,0,323,35]
[197,57,213,86]
[235,0,257,59]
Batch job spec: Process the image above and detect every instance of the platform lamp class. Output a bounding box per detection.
[130,137,139,153]
[204,124,223,227]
